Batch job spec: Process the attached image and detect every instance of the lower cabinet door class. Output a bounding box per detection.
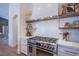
[58,46,79,56]
[58,50,78,56]
[21,46,28,55]
[21,38,28,55]
[58,51,70,56]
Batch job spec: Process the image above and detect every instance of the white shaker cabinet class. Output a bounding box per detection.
[20,36,33,55]
[21,37,28,55]
[58,45,79,56]
[58,40,79,56]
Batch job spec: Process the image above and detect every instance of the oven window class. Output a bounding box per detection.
[36,49,53,56]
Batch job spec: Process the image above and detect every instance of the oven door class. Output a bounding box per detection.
[36,48,53,56]
[36,45,54,56]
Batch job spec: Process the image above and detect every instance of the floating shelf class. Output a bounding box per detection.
[26,16,59,23]
[59,27,79,29]
[26,13,79,23]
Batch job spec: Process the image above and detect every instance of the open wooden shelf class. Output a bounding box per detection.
[26,16,59,23]
[26,13,79,23]
[59,27,79,29]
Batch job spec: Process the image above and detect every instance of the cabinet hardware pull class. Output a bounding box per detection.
[65,50,77,54]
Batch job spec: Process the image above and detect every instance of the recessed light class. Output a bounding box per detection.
[48,4,52,7]
[37,7,41,11]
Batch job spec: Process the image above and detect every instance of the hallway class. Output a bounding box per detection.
[0,38,24,56]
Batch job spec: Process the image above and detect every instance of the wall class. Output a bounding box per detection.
[20,3,32,38]
[32,19,60,38]
[0,3,9,19]
[59,16,79,42]
[31,3,58,19]
[9,3,20,47]
[31,3,79,43]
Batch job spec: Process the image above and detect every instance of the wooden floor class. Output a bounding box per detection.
[0,38,24,56]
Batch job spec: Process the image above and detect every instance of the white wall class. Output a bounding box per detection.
[9,3,20,47]
[31,3,58,19]
[32,19,60,38]
[0,3,9,19]
[59,16,79,42]
[20,3,32,38]
[20,5,32,54]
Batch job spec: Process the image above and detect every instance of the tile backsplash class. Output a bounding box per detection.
[31,16,79,43]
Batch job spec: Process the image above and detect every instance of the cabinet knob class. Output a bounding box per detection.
[64,50,77,54]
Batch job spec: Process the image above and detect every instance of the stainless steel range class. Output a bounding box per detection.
[27,36,58,56]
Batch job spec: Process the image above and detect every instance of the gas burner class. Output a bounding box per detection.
[28,36,58,43]
[27,36,58,56]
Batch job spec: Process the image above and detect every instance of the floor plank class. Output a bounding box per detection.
[0,38,24,56]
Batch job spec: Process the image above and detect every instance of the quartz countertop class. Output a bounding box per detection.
[58,39,79,48]
[25,36,79,48]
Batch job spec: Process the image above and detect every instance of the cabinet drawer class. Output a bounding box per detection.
[58,49,79,56]
[58,46,79,56]
[21,46,28,55]
[58,50,72,56]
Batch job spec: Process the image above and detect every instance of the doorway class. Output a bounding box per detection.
[13,15,18,47]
